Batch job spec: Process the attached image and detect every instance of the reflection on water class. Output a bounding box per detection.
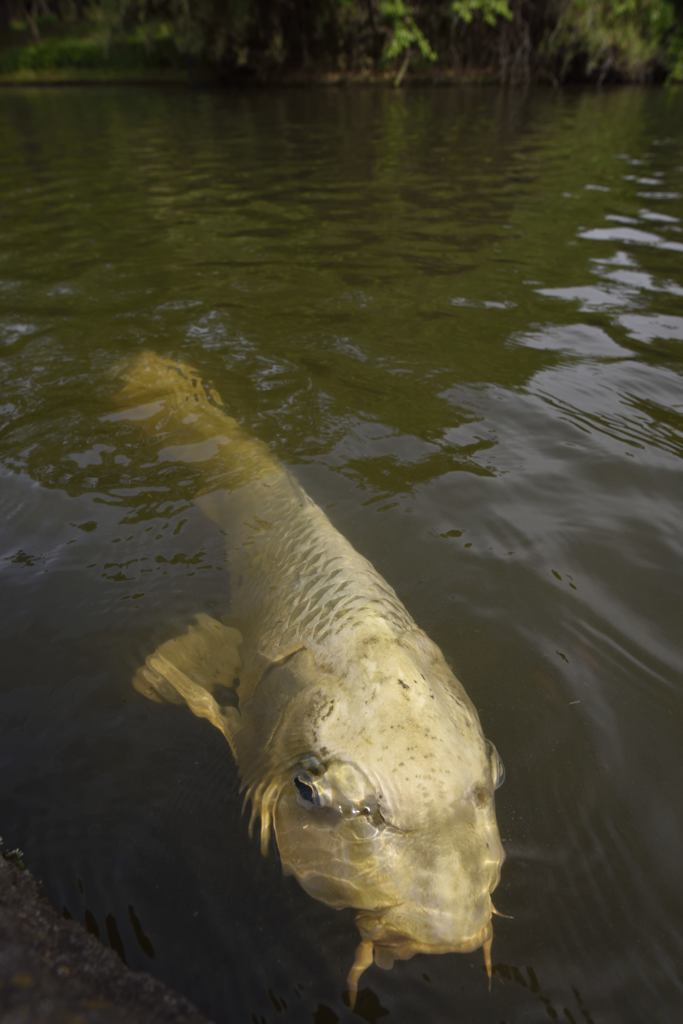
[0,85,682,1023]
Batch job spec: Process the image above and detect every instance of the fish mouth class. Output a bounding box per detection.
[347,911,494,1007]
[362,919,493,963]
[355,899,494,954]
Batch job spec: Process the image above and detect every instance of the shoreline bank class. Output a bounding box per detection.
[0,848,211,1024]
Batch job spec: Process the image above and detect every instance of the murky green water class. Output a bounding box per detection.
[1,85,682,1023]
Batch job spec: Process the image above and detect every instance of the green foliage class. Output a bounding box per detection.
[451,1,512,28]
[380,1,437,63]
[0,33,176,71]
[550,0,680,80]
[667,31,683,80]
[0,1,681,81]
[0,3,180,73]
[0,37,103,70]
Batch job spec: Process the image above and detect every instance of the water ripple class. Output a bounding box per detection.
[1,85,682,1024]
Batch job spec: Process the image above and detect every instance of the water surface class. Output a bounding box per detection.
[1,85,682,1023]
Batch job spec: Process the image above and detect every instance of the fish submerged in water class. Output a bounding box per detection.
[117,353,506,1005]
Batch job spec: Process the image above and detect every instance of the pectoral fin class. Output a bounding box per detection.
[133,612,242,754]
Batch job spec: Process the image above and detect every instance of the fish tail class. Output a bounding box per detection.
[115,351,234,431]
[114,351,280,492]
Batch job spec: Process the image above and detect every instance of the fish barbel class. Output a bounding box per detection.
[117,352,506,1005]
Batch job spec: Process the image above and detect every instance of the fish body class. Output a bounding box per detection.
[118,354,505,1002]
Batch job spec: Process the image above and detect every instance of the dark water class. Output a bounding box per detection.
[1,85,682,1024]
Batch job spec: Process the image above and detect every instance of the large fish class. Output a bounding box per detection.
[116,353,505,1005]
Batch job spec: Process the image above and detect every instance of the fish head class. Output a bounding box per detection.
[248,634,505,1001]
[270,679,505,988]
[274,749,503,929]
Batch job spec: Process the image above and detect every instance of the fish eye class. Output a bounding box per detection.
[487,740,505,790]
[294,774,319,807]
